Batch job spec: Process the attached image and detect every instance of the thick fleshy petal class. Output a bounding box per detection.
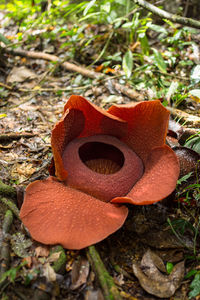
[51,108,85,180]
[111,145,179,205]
[20,177,128,250]
[107,101,169,162]
[51,95,127,181]
[64,95,127,138]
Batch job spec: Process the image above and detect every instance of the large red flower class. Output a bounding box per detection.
[20,96,179,249]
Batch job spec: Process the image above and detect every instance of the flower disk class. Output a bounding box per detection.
[62,135,144,202]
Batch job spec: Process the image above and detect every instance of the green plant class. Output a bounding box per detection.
[0,261,27,284]
[188,272,200,298]
[185,132,200,154]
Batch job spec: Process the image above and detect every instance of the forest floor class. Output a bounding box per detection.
[0,7,200,300]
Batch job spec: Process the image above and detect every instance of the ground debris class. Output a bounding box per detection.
[132,249,185,298]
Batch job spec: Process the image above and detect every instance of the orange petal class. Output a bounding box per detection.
[51,95,127,181]
[64,95,127,138]
[51,108,85,181]
[111,145,179,205]
[107,101,169,162]
[20,177,128,250]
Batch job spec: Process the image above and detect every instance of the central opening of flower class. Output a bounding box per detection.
[62,135,144,202]
[79,142,124,175]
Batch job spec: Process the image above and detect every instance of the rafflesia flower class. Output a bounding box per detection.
[20,96,179,250]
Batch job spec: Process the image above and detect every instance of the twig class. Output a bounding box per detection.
[0,180,17,198]
[0,82,12,90]
[134,0,200,29]
[87,245,122,300]
[19,84,92,93]
[0,197,20,219]
[0,133,36,142]
[167,106,200,127]
[111,81,144,101]
[4,48,101,80]
[4,47,199,128]
[153,70,190,82]
[2,210,13,235]
[3,48,144,102]
[0,210,13,276]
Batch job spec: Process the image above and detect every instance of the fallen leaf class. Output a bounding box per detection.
[35,246,50,258]
[22,256,32,268]
[132,249,185,298]
[84,288,104,300]
[155,249,184,263]
[142,249,166,273]
[43,262,57,282]
[168,118,183,139]
[50,245,67,274]
[6,66,37,84]
[70,256,90,290]
[95,65,104,72]
[11,233,32,258]
[0,113,7,119]
[47,252,61,263]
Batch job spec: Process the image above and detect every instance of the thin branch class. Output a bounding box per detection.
[0,210,13,276]
[87,245,122,300]
[0,133,36,142]
[167,106,200,127]
[0,82,12,90]
[3,48,143,101]
[0,197,20,219]
[4,48,199,127]
[134,0,200,29]
[4,48,101,80]
[0,180,17,198]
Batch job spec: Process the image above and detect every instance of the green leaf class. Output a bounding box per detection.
[189,89,200,98]
[185,135,200,154]
[83,0,96,16]
[0,33,10,45]
[166,262,174,274]
[122,22,133,28]
[166,81,179,101]
[189,273,200,298]
[169,218,195,236]
[101,3,110,13]
[152,48,167,73]
[122,50,133,78]
[163,19,177,29]
[185,269,198,279]
[0,113,7,119]
[147,23,167,35]
[139,34,149,55]
[177,172,193,185]
[191,65,200,83]
[115,0,126,4]
[79,12,102,22]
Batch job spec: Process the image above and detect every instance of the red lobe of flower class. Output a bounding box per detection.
[20,96,179,249]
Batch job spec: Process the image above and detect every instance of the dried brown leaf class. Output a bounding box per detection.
[84,288,104,300]
[133,249,185,298]
[70,257,90,290]
[35,246,50,258]
[7,66,37,84]
[43,262,57,282]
